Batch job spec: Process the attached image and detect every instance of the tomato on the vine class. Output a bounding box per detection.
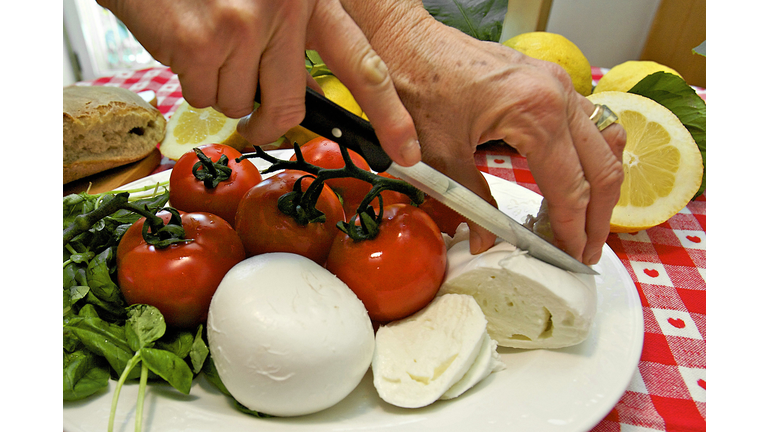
[325,204,447,322]
[418,196,467,236]
[234,170,345,265]
[291,137,372,219]
[169,143,262,227]
[116,210,246,329]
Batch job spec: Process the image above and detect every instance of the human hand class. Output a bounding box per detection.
[96,0,421,166]
[344,2,625,264]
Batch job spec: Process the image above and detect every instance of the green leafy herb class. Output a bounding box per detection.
[63,350,111,401]
[423,0,508,42]
[629,71,707,198]
[63,185,212,432]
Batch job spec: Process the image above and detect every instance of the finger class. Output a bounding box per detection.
[215,45,261,119]
[237,17,308,147]
[421,136,497,254]
[307,1,421,166]
[572,98,626,264]
[176,65,220,109]
[519,117,590,261]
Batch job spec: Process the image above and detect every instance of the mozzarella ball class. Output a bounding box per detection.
[438,238,597,349]
[207,253,375,416]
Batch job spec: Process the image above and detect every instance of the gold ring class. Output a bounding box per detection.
[589,104,619,131]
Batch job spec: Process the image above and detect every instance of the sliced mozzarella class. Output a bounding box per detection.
[440,332,505,400]
[207,253,374,417]
[438,234,597,349]
[372,294,494,408]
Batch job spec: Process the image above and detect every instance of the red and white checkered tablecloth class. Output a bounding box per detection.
[79,67,706,432]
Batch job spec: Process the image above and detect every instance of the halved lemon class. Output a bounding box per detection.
[159,101,250,160]
[587,91,703,232]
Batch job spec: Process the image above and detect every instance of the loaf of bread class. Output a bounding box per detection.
[63,86,166,184]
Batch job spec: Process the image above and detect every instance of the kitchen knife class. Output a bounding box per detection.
[262,86,597,275]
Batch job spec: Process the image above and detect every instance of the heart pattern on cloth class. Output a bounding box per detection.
[686,235,702,243]
[644,268,660,278]
[668,318,686,328]
[494,159,505,165]
[697,379,706,389]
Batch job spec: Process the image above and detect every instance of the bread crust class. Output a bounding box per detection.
[63,86,166,184]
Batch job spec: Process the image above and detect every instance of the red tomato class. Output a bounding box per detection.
[234,170,345,265]
[325,204,447,322]
[291,137,372,219]
[418,196,467,236]
[116,210,246,329]
[169,144,262,227]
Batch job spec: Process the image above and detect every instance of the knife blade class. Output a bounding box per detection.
[262,86,597,275]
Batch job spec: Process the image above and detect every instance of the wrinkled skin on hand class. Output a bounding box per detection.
[342,0,626,264]
[97,0,422,166]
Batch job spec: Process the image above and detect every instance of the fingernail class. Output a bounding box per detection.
[363,53,389,84]
[469,229,482,254]
[585,251,602,265]
[400,138,422,166]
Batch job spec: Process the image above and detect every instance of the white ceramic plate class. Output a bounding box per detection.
[63,151,643,432]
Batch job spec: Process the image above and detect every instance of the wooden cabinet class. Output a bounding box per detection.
[641,0,706,88]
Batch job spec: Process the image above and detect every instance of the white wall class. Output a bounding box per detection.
[546,0,662,69]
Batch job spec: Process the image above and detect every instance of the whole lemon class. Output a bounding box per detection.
[314,74,364,117]
[594,60,682,93]
[502,31,593,96]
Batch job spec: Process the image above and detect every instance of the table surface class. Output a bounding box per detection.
[75,66,706,432]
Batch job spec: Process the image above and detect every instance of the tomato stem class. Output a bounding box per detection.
[191,147,232,188]
[237,142,425,233]
[276,174,328,225]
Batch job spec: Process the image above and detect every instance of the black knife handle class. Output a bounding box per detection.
[255,87,393,172]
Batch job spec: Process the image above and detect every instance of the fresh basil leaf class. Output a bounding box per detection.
[235,401,272,418]
[63,349,110,401]
[65,315,139,380]
[69,285,90,305]
[189,325,209,374]
[629,71,706,197]
[125,304,166,352]
[140,347,193,394]
[201,356,231,397]
[83,291,127,322]
[86,248,124,305]
[422,0,508,41]
[156,329,195,359]
[63,262,88,289]
[63,193,98,229]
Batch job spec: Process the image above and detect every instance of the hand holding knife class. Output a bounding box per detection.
[256,86,598,275]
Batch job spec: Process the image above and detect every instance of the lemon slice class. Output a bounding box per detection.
[159,101,250,160]
[587,91,703,232]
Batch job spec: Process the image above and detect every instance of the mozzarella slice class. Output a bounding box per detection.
[372,294,496,408]
[207,253,375,417]
[438,234,597,349]
[440,332,505,400]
